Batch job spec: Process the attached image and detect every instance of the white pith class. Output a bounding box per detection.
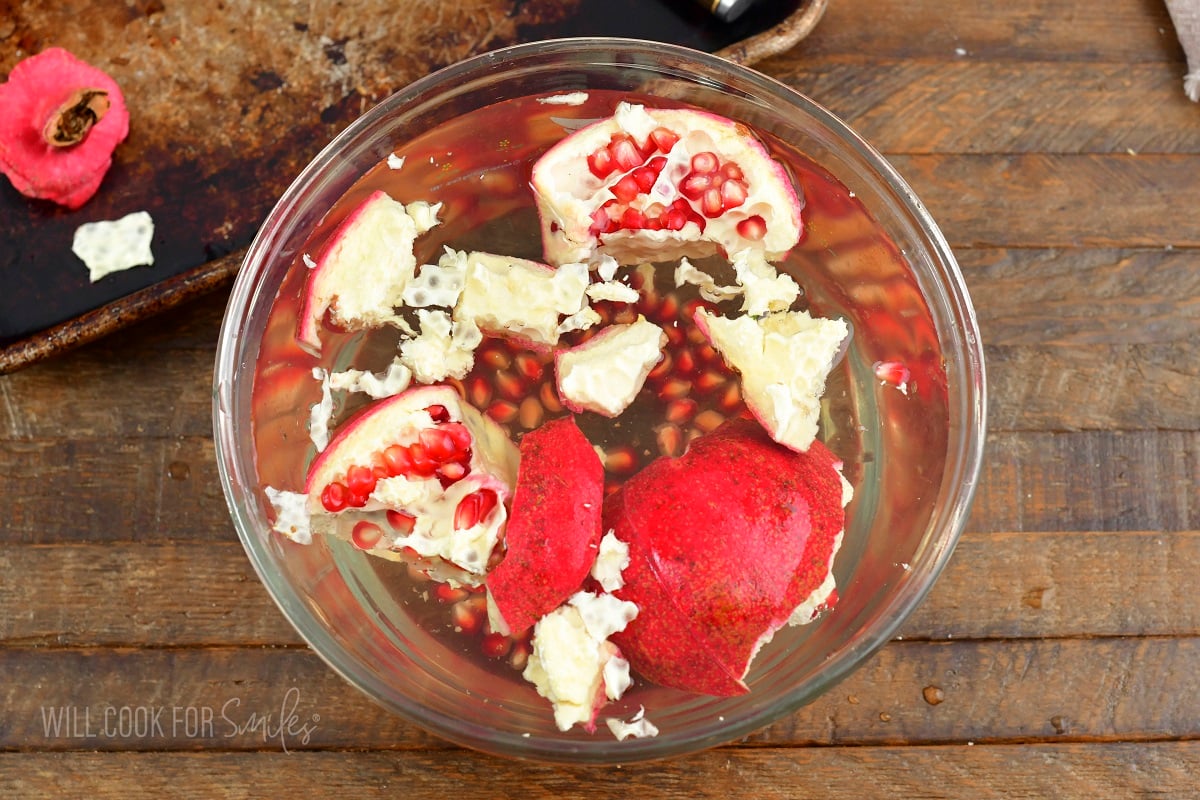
[695,308,849,453]
[555,316,667,417]
[453,252,590,348]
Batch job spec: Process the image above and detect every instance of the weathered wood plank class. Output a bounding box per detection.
[775,60,1200,155]
[2,638,1199,751]
[2,742,1200,798]
[2,428,1195,544]
[792,0,1184,63]
[2,532,1195,647]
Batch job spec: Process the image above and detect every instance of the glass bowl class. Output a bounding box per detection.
[213,38,986,763]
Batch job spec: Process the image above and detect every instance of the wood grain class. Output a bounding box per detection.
[3,636,1199,751]
[1,743,1198,798]
[3,532,1196,648]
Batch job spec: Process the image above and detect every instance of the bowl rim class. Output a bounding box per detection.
[214,35,987,763]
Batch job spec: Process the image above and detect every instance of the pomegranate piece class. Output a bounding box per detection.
[554,316,667,417]
[531,102,802,266]
[605,418,848,696]
[487,416,605,635]
[296,190,442,354]
[0,48,129,209]
[303,384,518,581]
[694,307,849,454]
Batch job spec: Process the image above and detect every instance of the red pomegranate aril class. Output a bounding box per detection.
[351,520,384,550]
[696,370,727,391]
[604,445,639,475]
[679,172,710,200]
[610,135,642,171]
[694,408,727,433]
[737,215,767,241]
[649,126,680,153]
[320,481,349,512]
[539,381,564,413]
[656,423,685,458]
[495,371,525,402]
[701,187,724,218]
[509,640,531,671]
[691,151,720,174]
[611,173,640,204]
[441,421,473,451]
[721,179,748,209]
[481,632,512,659]
[657,293,680,321]
[437,461,470,483]
[381,444,412,476]
[454,488,499,530]
[647,351,673,381]
[468,376,492,407]
[514,353,544,382]
[518,396,544,430]
[666,398,699,424]
[621,206,647,229]
[676,348,697,375]
[419,427,458,462]
[481,347,511,370]
[664,324,686,348]
[345,464,378,498]
[721,162,744,181]
[435,582,468,603]
[425,404,450,423]
[588,147,616,179]
[451,602,482,634]
[486,400,519,423]
[407,443,438,476]
[386,509,417,535]
[658,378,692,401]
[697,343,721,364]
[719,382,743,412]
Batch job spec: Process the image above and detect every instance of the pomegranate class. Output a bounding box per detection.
[531,102,802,266]
[554,316,667,417]
[0,48,129,208]
[605,418,848,696]
[487,416,605,635]
[694,307,849,454]
[297,190,442,354]
[303,384,518,581]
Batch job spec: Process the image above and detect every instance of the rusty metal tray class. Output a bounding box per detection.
[0,0,827,373]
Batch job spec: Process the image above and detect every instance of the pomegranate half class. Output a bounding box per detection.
[531,102,803,266]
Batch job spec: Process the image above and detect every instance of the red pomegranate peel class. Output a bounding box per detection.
[0,48,129,208]
[606,418,845,696]
[487,415,605,635]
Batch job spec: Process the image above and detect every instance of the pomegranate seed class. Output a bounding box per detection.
[649,126,680,153]
[695,370,726,391]
[468,376,492,407]
[454,488,498,530]
[345,464,376,496]
[588,147,616,179]
[737,215,767,241]
[656,424,685,458]
[320,482,349,512]
[386,509,417,535]
[621,206,647,229]
[495,371,525,402]
[657,293,680,322]
[486,400,518,423]
[381,444,412,476]
[719,382,743,412]
[874,360,912,395]
[604,445,639,474]
[435,583,469,603]
[609,135,642,171]
[721,179,748,210]
[611,173,640,203]
[407,443,438,476]
[658,378,692,400]
[481,347,511,369]
[425,404,450,423]
[351,521,384,550]
[664,324,686,348]
[513,353,544,382]
[694,409,727,433]
[631,165,659,193]
[701,187,724,217]
[440,421,473,451]
[664,207,690,230]
[347,489,371,508]
[666,398,699,424]
[720,162,744,181]
[481,632,512,659]
[540,381,564,413]
[691,151,719,173]
[509,641,531,671]
[676,348,697,375]
[518,396,544,430]
[647,351,673,381]
[451,597,484,633]
[687,325,709,346]
[697,343,721,364]
[419,427,458,462]
[679,172,710,200]
[437,461,470,483]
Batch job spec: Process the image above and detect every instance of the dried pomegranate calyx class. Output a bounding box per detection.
[45,89,111,147]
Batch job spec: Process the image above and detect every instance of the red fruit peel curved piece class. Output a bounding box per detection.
[0,48,129,209]
[487,415,605,634]
[605,418,845,695]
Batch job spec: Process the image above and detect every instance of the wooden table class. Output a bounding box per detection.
[3,0,1198,795]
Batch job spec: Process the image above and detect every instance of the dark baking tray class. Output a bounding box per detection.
[0,0,827,373]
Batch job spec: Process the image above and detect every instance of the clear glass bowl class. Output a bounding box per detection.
[214,38,986,763]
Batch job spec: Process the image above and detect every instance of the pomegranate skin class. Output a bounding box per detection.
[487,415,605,635]
[605,418,845,695]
